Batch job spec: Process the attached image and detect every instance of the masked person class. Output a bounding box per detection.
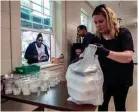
[25,33,49,64]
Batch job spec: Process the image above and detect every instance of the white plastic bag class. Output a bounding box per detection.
[66,44,104,105]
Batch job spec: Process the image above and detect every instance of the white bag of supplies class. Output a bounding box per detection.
[66,44,104,105]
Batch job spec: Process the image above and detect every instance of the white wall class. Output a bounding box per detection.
[0,1,21,75]
[127,27,137,63]
[54,1,94,73]
[66,1,93,43]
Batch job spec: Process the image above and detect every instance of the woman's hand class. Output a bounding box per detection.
[95,44,110,57]
[40,55,48,61]
[95,44,133,63]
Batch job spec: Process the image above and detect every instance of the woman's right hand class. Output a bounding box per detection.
[95,44,110,57]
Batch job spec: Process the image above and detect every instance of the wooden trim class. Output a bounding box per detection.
[47,67,63,71]
[33,106,44,111]
[40,63,63,69]
[21,27,54,35]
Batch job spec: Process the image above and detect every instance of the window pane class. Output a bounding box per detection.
[33,15,42,24]
[81,12,88,26]
[81,15,84,24]
[21,12,30,20]
[33,23,43,29]
[21,6,31,14]
[21,0,52,31]
[44,8,50,16]
[44,0,50,9]
[32,0,42,5]
[44,16,51,26]
[32,3,42,13]
[21,20,32,28]
[21,0,31,8]
[21,30,51,64]
[31,11,43,17]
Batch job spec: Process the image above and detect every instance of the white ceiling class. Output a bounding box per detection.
[87,1,137,27]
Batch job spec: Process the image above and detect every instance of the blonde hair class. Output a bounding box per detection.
[92,4,120,39]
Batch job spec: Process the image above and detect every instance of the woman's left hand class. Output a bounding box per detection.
[40,55,48,61]
[95,44,110,57]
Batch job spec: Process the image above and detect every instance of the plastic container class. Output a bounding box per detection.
[22,88,30,95]
[21,80,31,95]
[5,83,12,94]
[40,73,49,92]
[40,80,48,92]
[4,76,13,94]
[15,65,40,75]
[30,79,38,93]
[40,85,48,92]
[13,87,21,95]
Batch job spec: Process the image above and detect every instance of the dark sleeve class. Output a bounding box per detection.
[120,28,134,52]
[82,33,100,49]
[44,45,49,61]
[24,44,33,60]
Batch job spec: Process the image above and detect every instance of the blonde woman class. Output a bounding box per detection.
[92,4,134,111]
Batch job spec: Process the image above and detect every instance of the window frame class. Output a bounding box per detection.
[81,11,88,27]
[20,0,53,31]
[80,8,92,32]
[20,0,56,64]
[20,27,53,63]
[81,8,89,27]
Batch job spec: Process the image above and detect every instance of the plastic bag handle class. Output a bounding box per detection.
[83,44,97,59]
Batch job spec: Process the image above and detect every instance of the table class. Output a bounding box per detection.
[1,81,97,111]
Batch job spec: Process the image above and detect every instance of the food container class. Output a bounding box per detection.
[13,87,21,95]
[21,80,31,95]
[30,78,38,93]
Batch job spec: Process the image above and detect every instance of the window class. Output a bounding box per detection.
[20,0,55,64]
[81,8,92,32]
[21,0,52,30]
[81,10,88,27]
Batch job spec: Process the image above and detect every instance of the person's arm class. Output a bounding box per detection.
[82,33,99,50]
[44,45,49,61]
[107,51,133,63]
[25,44,38,61]
[25,45,33,60]
[96,28,134,63]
